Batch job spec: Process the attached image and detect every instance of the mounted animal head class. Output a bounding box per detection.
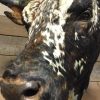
[0,0,100,100]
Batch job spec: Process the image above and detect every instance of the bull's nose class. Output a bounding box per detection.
[3,69,18,78]
[1,79,43,100]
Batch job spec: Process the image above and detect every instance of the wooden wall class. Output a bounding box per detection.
[0,16,28,75]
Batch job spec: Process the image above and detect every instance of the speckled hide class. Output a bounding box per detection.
[0,0,100,100]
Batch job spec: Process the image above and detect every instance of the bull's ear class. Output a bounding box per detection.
[0,0,31,25]
[4,6,24,25]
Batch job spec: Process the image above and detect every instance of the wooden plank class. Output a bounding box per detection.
[0,35,27,56]
[0,90,4,100]
[90,62,100,82]
[82,82,100,100]
[97,55,100,61]
[0,16,28,37]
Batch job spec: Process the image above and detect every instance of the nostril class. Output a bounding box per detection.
[22,88,39,97]
[22,82,40,97]
[3,69,17,78]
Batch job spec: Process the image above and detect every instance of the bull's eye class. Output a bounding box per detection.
[78,9,92,20]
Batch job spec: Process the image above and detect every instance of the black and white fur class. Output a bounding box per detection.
[0,0,100,100]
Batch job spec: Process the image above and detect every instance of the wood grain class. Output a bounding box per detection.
[82,82,100,100]
[0,35,27,56]
[0,16,28,37]
[0,90,4,100]
[90,62,100,82]
[97,55,100,61]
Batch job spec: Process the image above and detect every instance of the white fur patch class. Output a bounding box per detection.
[89,0,99,33]
[59,0,74,25]
[22,0,74,76]
[91,0,98,25]
[74,58,86,74]
[41,23,66,76]
[75,32,79,40]
[68,89,78,100]
[80,65,84,74]
[41,0,74,76]
[74,60,79,70]
[23,1,36,23]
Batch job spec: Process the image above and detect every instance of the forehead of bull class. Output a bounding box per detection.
[21,0,73,76]
[20,0,99,77]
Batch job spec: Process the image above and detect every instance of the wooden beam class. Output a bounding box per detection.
[0,90,4,100]
[0,35,27,56]
[82,82,100,100]
[97,55,100,62]
[90,62,100,82]
[0,16,28,37]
